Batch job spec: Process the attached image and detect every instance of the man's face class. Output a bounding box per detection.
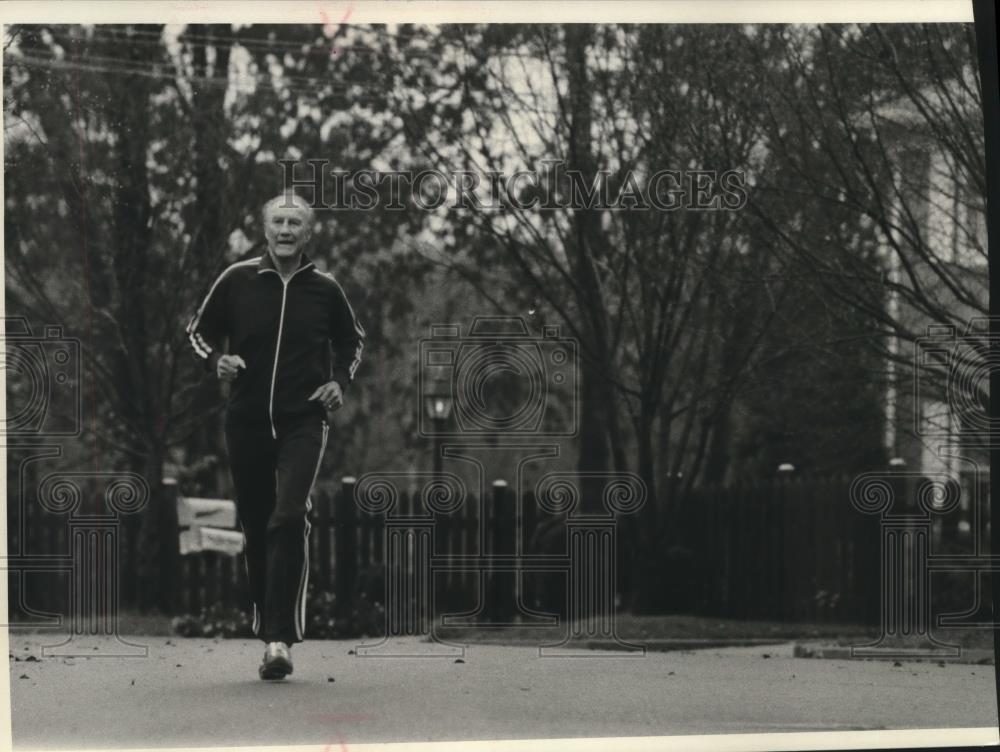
[264,203,312,261]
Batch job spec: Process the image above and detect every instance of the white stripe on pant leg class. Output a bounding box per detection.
[295,422,328,641]
[297,510,311,640]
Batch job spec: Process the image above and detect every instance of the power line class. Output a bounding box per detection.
[7,53,371,99]
[7,51,562,113]
[76,22,471,47]
[36,24,547,62]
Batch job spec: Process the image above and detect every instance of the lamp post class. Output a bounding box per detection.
[423,379,454,480]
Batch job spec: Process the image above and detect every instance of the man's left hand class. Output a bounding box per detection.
[308,380,344,412]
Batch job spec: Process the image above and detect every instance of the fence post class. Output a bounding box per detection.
[434,489,454,612]
[189,555,202,616]
[156,478,182,615]
[461,494,475,603]
[204,552,218,609]
[221,555,235,607]
[488,479,515,622]
[123,511,139,610]
[771,473,789,621]
[334,476,358,620]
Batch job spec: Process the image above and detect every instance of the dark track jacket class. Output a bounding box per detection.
[186,251,365,437]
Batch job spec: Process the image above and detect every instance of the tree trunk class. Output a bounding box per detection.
[564,24,611,511]
[186,24,236,498]
[702,403,732,486]
[111,27,161,609]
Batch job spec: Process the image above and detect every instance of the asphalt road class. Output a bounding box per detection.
[7,634,998,749]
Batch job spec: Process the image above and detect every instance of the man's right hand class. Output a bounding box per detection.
[216,354,247,382]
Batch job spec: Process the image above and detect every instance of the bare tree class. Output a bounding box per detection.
[747,23,988,455]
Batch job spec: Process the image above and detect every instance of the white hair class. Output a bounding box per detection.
[261,192,316,226]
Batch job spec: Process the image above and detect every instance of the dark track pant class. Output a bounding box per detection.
[224,412,328,645]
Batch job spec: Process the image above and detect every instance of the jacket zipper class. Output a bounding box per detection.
[262,265,311,439]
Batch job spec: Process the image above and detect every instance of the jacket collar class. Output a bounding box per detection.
[257,249,316,276]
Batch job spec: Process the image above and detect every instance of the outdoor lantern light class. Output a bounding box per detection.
[424,376,453,479]
[423,378,454,422]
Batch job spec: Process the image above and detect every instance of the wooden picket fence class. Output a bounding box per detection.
[168,479,572,620]
[668,478,882,623]
[9,472,988,627]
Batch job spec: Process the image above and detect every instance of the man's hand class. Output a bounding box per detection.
[308,380,344,413]
[216,354,247,382]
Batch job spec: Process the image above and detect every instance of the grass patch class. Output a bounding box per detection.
[8,610,175,637]
[434,614,995,651]
[432,613,880,645]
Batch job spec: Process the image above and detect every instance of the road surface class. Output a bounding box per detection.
[7,634,998,749]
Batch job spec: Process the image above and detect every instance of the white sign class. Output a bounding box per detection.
[179,526,245,556]
[177,496,237,529]
[179,528,202,556]
[198,527,245,556]
[176,494,242,555]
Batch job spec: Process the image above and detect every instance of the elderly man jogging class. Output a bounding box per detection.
[186,192,365,680]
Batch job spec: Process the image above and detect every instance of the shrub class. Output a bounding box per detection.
[171,602,252,638]
[171,565,389,639]
[308,564,387,639]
